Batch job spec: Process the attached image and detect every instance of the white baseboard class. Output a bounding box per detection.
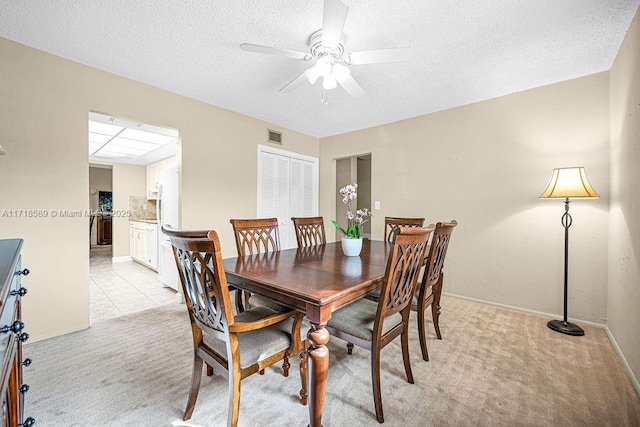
[605,326,640,397]
[444,292,606,329]
[112,256,132,263]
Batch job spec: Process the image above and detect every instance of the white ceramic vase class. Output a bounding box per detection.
[341,237,363,256]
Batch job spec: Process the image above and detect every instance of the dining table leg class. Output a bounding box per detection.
[307,320,330,427]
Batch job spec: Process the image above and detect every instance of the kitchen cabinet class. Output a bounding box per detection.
[146,156,177,200]
[146,162,160,200]
[130,221,148,265]
[129,221,158,270]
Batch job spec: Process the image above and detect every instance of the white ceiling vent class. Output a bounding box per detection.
[268,129,282,145]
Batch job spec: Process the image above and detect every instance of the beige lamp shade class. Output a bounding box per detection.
[0,144,6,155]
[540,167,599,199]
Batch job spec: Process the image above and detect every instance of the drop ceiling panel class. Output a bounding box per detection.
[87,113,178,163]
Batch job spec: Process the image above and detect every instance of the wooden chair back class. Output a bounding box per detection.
[421,220,457,290]
[377,226,434,321]
[230,218,280,256]
[291,216,326,247]
[384,217,425,242]
[162,227,235,340]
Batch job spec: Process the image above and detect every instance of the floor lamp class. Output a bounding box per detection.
[540,167,599,336]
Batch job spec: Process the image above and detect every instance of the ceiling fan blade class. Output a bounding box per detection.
[339,75,364,98]
[344,48,412,65]
[240,43,312,61]
[322,0,349,50]
[279,72,309,93]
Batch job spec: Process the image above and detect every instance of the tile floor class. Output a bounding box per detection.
[90,246,180,323]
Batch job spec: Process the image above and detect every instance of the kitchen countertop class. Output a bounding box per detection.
[129,219,158,224]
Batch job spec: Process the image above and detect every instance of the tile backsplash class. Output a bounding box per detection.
[129,196,157,220]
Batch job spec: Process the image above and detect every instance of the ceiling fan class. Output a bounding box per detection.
[240,0,411,100]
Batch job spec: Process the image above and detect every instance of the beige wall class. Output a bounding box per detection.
[111,163,146,258]
[89,166,112,245]
[356,156,372,235]
[89,162,146,256]
[0,37,319,341]
[335,157,353,240]
[608,8,640,390]
[179,114,318,250]
[320,73,610,325]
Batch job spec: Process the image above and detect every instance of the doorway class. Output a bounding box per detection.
[89,164,113,250]
[335,154,372,240]
[87,112,181,323]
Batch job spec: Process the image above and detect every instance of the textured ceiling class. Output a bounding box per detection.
[1,1,638,138]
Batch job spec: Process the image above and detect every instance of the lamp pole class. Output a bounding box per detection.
[547,197,584,336]
[562,198,571,323]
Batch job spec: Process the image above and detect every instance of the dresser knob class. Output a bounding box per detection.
[17,332,29,342]
[1,320,24,334]
[11,287,28,297]
[15,268,30,276]
[21,358,32,367]
[18,417,35,427]
[18,384,29,394]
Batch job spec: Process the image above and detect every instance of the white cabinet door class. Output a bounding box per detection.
[130,227,136,259]
[257,146,318,250]
[139,231,148,263]
[133,229,143,262]
[130,221,151,265]
[146,163,158,199]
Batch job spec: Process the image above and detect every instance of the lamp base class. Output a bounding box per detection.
[547,319,584,336]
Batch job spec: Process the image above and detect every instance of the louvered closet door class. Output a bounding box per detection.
[258,147,318,250]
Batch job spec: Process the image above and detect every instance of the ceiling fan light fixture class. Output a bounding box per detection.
[323,73,337,90]
[315,56,333,77]
[333,63,350,83]
[304,67,320,84]
[242,0,412,100]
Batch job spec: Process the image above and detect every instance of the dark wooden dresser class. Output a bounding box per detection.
[97,215,112,245]
[0,240,34,427]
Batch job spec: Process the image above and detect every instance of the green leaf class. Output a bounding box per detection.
[344,223,361,238]
[331,220,347,236]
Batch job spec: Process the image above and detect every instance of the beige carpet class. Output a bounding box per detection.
[24,296,640,426]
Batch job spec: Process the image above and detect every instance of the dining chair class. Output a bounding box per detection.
[363,217,424,309]
[384,217,425,242]
[325,225,434,423]
[413,220,457,361]
[291,216,326,247]
[162,226,306,427]
[229,218,290,313]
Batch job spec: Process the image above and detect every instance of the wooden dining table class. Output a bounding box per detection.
[223,239,391,426]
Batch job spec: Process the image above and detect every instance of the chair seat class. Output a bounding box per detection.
[203,306,294,369]
[412,282,434,306]
[327,298,403,342]
[249,293,291,313]
[419,285,435,302]
[368,284,433,307]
